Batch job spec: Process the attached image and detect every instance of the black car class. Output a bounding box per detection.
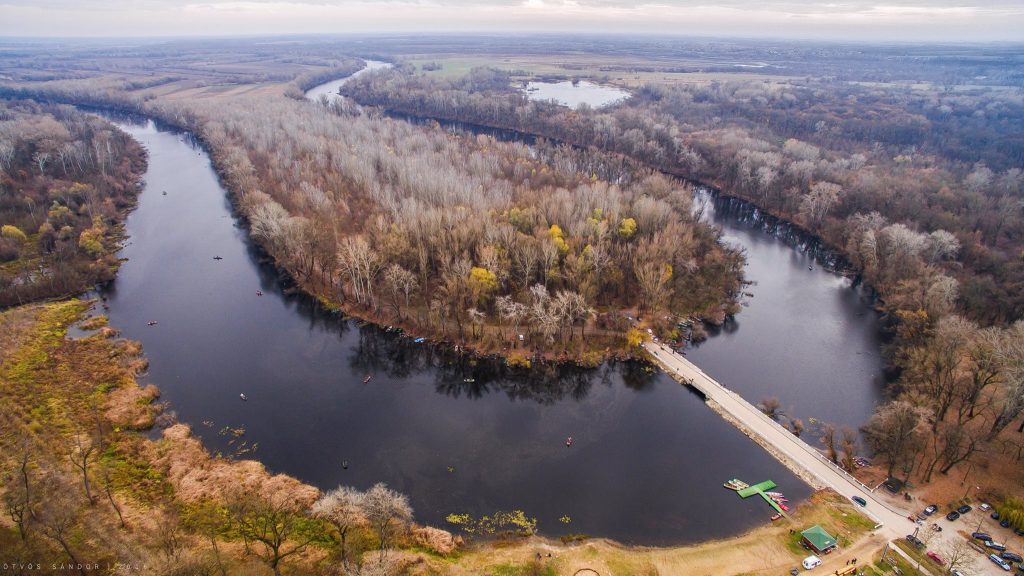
[1002,552,1024,563]
[993,511,1002,520]
[974,531,993,541]
[958,504,973,514]
[923,504,938,516]
[987,541,1008,552]
[1015,528,1024,537]
[1002,519,1012,528]
[906,534,925,549]
[947,511,961,521]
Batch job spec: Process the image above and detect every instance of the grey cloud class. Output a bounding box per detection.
[0,0,1021,40]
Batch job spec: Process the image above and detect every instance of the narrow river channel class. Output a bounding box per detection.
[86,63,883,546]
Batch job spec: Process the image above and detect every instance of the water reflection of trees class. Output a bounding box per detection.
[346,323,660,404]
[710,194,843,270]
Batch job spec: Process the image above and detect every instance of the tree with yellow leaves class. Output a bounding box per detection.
[468,266,498,306]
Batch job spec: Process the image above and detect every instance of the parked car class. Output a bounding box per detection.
[994,511,1002,519]
[1015,528,1024,537]
[987,541,1009,552]
[926,551,945,565]
[974,531,994,541]
[958,504,973,514]
[802,555,822,570]
[947,511,961,521]
[851,495,867,507]
[991,554,1012,571]
[906,534,925,549]
[1002,552,1024,563]
[1002,519,1012,528]
[951,570,965,576]
[981,503,993,511]
[882,478,902,493]
[923,504,938,516]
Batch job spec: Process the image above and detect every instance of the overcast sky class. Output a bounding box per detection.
[1,0,1022,42]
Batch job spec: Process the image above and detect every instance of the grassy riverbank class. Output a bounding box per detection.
[390,491,881,575]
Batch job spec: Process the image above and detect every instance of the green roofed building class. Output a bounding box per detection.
[800,525,837,554]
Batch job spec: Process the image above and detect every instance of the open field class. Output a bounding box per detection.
[402,52,800,86]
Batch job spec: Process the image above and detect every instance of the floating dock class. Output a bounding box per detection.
[730,479,789,517]
[736,480,776,498]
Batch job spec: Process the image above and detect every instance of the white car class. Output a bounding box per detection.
[802,555,822,570]
[989,553,1011,571]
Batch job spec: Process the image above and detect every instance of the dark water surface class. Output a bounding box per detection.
[687,191,886,430]
[91,73,882,544]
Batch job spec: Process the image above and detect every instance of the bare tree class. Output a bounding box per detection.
[337,236,384,309]
[902,315,974,429]
[633,261,672,317]
[790,418,805,437]
[37,477,86,576]
[943,539,978,574]
[2,443,32,540]
[862,400,931,481]
[360,483,413,563]
[228,490,318,576]
[759,397,781,420]
[156,510,184,561]
[799,181,842,227]
[383,263,417,320]
[67,431,96,504]
[97,462,124,528]
[496,295,527,343]
[820,423,838,463]
[989,321,1024,439]
[467,307,486,340]
[32,151,50,176]
[311,485,367,566]
[839,427,859,472]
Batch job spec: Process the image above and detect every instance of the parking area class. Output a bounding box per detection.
[903,501,1024,575]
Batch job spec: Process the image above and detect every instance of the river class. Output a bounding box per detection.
[304,60,392,103]
[87,62,883,546]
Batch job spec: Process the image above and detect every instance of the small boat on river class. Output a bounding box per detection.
[565,436,573,447]
[770,513,782,521]
[724,479,750,491]
[239,393,247,401]
[363,375,372,384]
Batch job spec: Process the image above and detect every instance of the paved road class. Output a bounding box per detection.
[644,341,1011,575]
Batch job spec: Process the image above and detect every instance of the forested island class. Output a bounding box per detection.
[154,94,746,364]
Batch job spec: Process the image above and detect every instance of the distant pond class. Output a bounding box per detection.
[522,80,630,109]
